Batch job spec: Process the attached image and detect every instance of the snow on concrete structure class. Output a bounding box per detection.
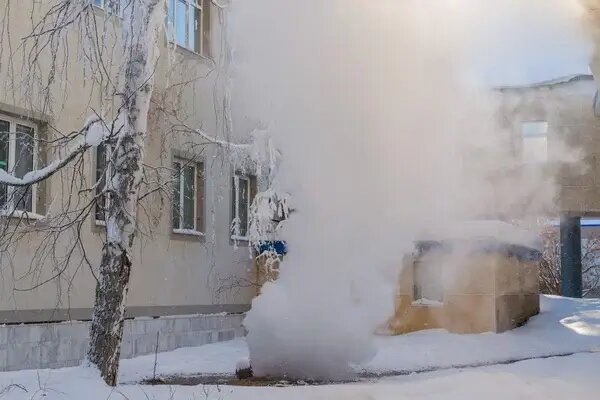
[390,221,541,334]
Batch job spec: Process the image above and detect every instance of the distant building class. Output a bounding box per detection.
[496,73,600,298]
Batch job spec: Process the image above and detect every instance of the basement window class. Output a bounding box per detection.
[521,121,548,163]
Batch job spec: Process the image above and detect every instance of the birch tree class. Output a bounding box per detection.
[85,0,164,386]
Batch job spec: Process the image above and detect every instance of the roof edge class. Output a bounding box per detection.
[494,73,595,91]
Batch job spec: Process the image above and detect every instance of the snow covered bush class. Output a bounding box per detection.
[540,228,600,297]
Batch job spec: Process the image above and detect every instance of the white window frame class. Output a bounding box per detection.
[231,173,251,241]
[0,114,40,217]
[167,0,207,56]
[172,159,203,236]
[94,143,111,226]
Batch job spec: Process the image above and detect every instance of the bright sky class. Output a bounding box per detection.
[469,0,593,87]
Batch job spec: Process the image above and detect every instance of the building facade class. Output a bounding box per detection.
[0,0,255,335]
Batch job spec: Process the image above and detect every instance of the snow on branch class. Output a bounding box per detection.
[0,117,107,187]
[190,126,250,149]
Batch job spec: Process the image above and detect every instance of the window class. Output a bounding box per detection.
[0,116,38,214]
[172,159,204,234]
[92,0,123,15]
[413,252,443,305]
[95,143,111,223]
[167,0,211,57]
[231,173,256,240]
[521,121,548,163]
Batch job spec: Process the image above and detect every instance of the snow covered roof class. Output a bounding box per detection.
[419,220,542,251]
[493,73,595,90]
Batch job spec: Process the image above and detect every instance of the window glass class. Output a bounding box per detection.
[107,0,120,14]
[175,0,187,48]
[14,125,34,212]
[238,177,249,236]
[522,121,548,137]
[521,121,548,163]
[172,161,200,231]
[189,5,202,53]
[232,175,252,238]
[93,0,122,15]
[0,120,8,208]
[168,0,176,29]
[168,0,209,56]
[172,161,181,229]
[95,144,108,221]
[182,165,195,229]
[0,118,38,213]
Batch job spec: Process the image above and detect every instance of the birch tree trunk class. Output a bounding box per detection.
[87,0,163,386]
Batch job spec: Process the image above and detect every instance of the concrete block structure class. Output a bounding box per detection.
[0,313,245,372]
[389,222,541,334]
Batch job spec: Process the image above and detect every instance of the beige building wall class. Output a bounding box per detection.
[0,1,256,322]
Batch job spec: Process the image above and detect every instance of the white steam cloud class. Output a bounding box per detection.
[229,0,592,380]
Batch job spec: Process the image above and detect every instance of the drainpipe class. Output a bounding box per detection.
[560,215,582,298]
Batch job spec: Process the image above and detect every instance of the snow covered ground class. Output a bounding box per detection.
[0,295,598,399]
[367,295,600,373]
